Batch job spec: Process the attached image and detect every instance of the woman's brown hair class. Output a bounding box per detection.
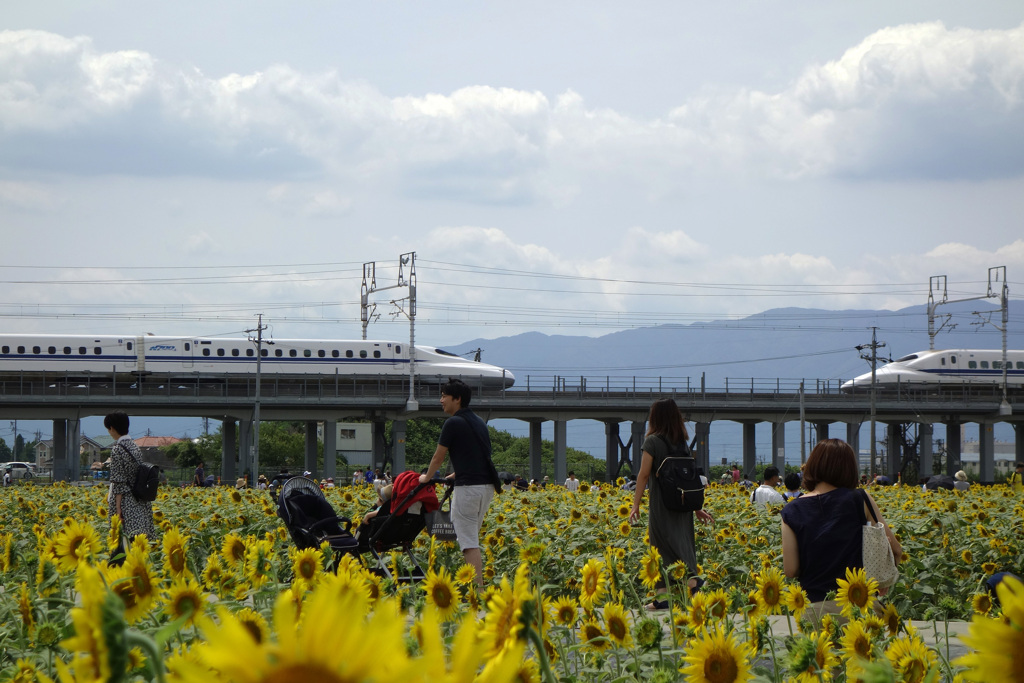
[802,438,859,491]
[645,398,688,445]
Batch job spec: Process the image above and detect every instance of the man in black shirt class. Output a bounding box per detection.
[421,378,501,587]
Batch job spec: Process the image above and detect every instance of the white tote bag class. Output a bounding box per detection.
[860,491,899,592]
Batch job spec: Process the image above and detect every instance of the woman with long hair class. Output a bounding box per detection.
[781,438,903,616]
[629,398,714,609]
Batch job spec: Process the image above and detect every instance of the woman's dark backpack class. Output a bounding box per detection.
[654,437,705,512]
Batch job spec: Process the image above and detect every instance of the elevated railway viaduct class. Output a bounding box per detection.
[2,372,1021,484]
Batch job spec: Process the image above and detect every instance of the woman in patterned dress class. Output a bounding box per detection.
[105,411,156,564]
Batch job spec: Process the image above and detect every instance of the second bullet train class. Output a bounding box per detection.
[841,348,1024,391]
[0,334,515,388]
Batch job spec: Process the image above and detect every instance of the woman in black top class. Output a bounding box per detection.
[629,398,714,609]
[781,439,903,605]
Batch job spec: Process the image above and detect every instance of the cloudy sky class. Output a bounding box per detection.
[2,1,1023,350]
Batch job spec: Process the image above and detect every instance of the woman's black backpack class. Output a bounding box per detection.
[654,437,704,512]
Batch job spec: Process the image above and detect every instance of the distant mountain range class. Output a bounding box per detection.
[449,301,1023,389]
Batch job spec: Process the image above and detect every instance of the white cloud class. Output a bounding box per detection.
[3,22,1021,194]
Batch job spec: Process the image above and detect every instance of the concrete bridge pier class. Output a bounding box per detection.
[238,419,253,482]
[529,421,543,481]
[51,418,80,482]
[979,422,995,483]
[388,419,404,475]
[1016,424,1024,465]
[371,420,387,474]
[693,422,711,477]
[604,421,619,482]
[304,421,318,478]
[221,420,237,482]
[631,421,644,475]
[945,420,961,477]
[813,421,829,444]
[772,421,786,472]
[918,423,933,479]
[553,420,567,483]
[742,421,757,478]
[845,422,860,467]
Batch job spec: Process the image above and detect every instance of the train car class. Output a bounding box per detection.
[0,334,514,388]
[841,349,1024,391]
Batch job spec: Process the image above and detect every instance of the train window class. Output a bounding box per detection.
[359,350,367,358]
[33,346,41,354]
[48,346,56,354]
[64,346,71,354]
[289,349,297,357]
[373,350,381,358]
[968,361,977,369]
[304,349,312,357]
[346,350,353,358]
[17,346,25,354]
[980,361,989,369]
[94,347,102,355]
[203,349,210,356]
[1,346,7,354]
[318,350,326,358]
[231,349,240,357]
[332,350,339,358]
[79,347,87,355]
[275,349,283,357]
[246,349,254,357]
[217,349,225,357]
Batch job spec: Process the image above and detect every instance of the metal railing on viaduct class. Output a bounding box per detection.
[2,372,1020,484]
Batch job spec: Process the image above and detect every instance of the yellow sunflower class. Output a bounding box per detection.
[454,563,478,586]
[784,584,809,621]
[290,547,323,592]
[603,602,633,648]
[578,619,609,652]
[705,588,732,621]
[221,533,247,569]
[679,624,754,683]
[578,558,608,609]
[835,566,877,618]
[53,519,101,572]
[161,526,191,580]
[163,578,207,626]
[956,575,1024,682]
[552,595,578,627]
[754,567,785,615]
[971,592,992,616]
[839,619,874,664]
[639,545,662,590]
[884,633,938,683]
[422,566,461,622]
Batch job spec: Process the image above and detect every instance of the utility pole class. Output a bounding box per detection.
[856,327,886,478]
[360,253,418,411]
[247,315,272,481]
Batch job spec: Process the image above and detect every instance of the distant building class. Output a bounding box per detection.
[317,422,372,466]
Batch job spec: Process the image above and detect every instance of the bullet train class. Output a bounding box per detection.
[0,334,515,387]
[841,349,1024,391]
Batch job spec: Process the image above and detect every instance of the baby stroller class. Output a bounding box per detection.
[357,471,451,582]
[277,476,359,563]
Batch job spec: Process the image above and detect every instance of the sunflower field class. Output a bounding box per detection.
[0,478,1022,682]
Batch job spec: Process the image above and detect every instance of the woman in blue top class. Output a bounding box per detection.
[781,439,902,608]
